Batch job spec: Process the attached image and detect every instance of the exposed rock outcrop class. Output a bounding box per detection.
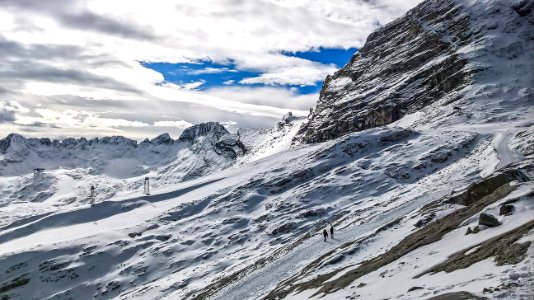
[417,219,534,277]
[445,166,531,206]
[178,122,247,159]
[479,213,500,227]
[427,291,487,300]
[178,122,228,142]
[150,133,174,145]
[296,0,474,143]
[214,138,246,159]
[499,204,514,216]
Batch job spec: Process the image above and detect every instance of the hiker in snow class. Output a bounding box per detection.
[330,224,334,239]
[323,229,328,242]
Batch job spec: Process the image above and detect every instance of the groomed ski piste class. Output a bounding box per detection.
[0,0,533,299]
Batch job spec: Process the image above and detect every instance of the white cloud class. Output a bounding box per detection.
[15,109,148,129]
[188,67,237,75]
[0,100,29,123]
[205,86,318,112]
[181,80,206,90]
[220,120,238,133]
[153,120,193,128]
[238,55,338,86]
[0,0,422,139]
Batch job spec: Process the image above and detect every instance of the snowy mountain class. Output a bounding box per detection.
[0,0,533,299]
[0,122,245,212]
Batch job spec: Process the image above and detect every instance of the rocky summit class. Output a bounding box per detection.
[178,122,229,142]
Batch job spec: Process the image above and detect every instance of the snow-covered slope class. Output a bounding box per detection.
[237,113,307,165]
[0,0,533,299]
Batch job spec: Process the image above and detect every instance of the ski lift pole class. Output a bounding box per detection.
[90,185,95,206]
[144,177,150,195]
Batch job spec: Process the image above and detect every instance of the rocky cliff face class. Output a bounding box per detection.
[297,0,474,143]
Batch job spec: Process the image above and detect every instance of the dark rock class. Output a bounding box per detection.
[282,111,298,123]
[479,213,500,227]
[429,151,451,163]
[214,138,247,159]
[385,167,411,180]
[39,138,52,146]
[414,213,435,228]
[499,204,514,216]
[407,286,423,292]
[150,133,174,145]
[178,122,228,142]
[299,208,326,218]
[512,0,534,17]
[427,291,487,300]
[379,129,414,143]
[0,275,30,294]
[472,225,480,234]
[155,234,172,242]
[271,222,297,236]
[128,232,142,238]
[465,227,472,235]
[446,169,529,206]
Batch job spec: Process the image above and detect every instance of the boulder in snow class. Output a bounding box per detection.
[499,204,514,216]
[479,213,500,227]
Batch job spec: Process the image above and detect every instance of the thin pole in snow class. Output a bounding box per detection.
[144,177,150,196]
[90,185,95,206]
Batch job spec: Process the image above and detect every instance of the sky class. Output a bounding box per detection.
[0,0,422,140]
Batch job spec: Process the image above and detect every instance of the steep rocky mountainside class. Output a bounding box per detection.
[297,0,533,143]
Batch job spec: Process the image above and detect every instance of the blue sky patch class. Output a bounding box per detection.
[143,60,261,90]
[142,47,358,95]
[281,47,357,68]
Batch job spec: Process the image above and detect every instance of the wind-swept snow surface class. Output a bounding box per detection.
[0,0,533,299]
